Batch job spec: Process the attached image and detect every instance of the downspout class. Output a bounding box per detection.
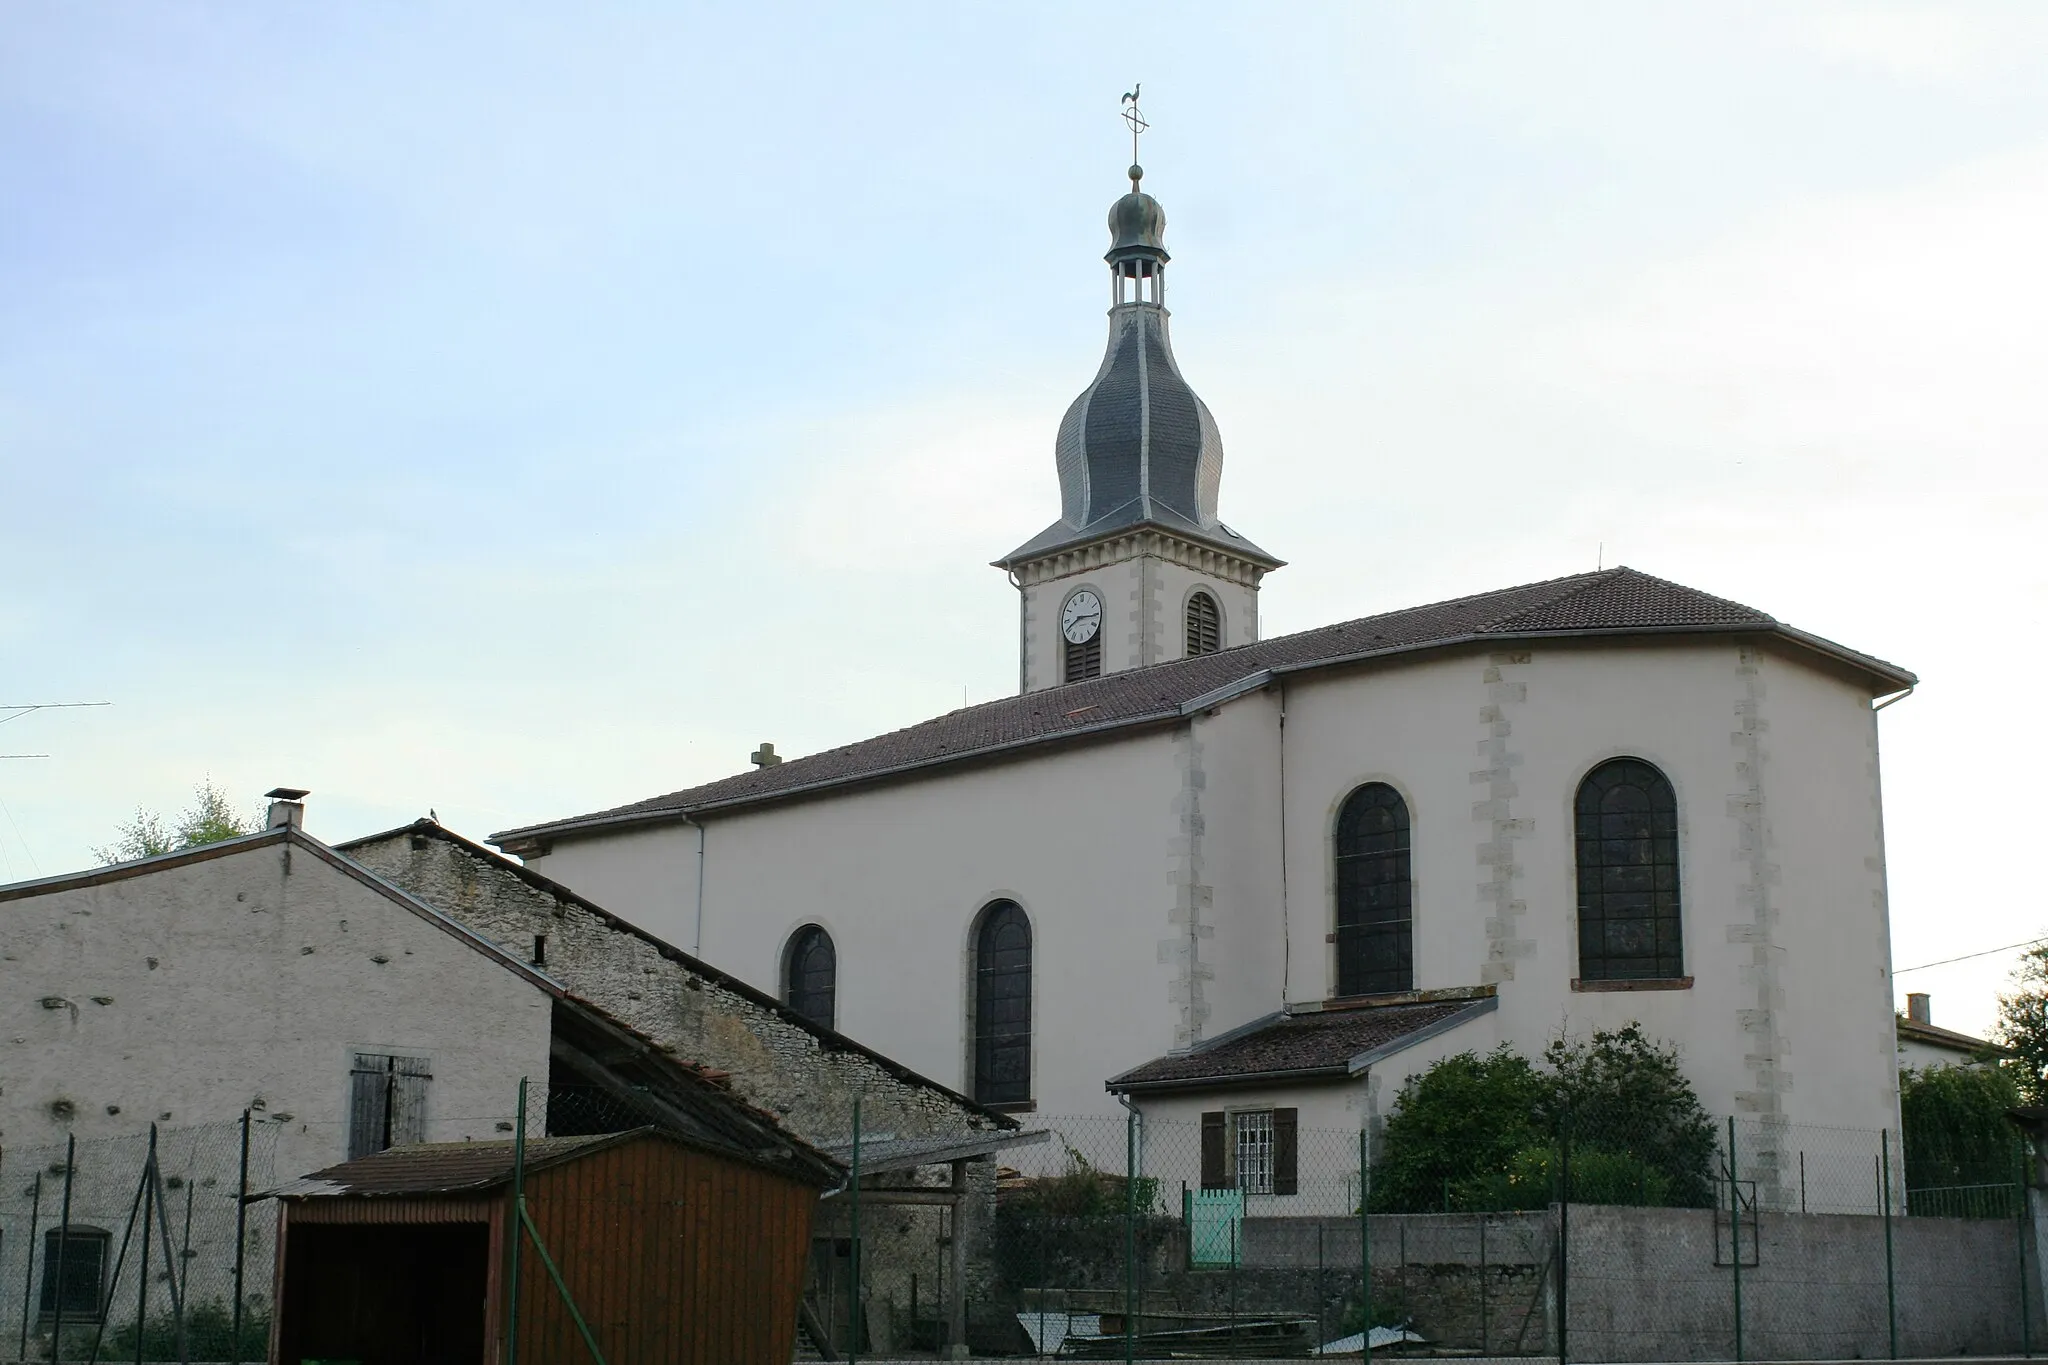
[1116,1091,1145,1180]
[1009,567,1027,694]
[1277,679,1291,1010]
[685,813,707,957]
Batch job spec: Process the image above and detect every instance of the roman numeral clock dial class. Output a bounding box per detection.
[1061,590,1102,644]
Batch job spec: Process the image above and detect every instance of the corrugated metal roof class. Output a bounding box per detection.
[492,567,1915,844]
[265,1133,633,1199]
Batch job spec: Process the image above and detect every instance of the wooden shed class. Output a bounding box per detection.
[266,1124,839,1364]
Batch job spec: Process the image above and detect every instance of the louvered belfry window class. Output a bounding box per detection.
[1334,783,1414,996]
[348,1052,431,1159]
[1185,591,1222,656]
[1575,758,1683,981]
[1064,634,1102,683]
[784,924,837,1029]
[973,900,1032,1105]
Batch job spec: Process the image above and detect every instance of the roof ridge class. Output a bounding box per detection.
[1474,568,1621,632]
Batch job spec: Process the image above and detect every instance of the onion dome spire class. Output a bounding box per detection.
[995,149,1276,570]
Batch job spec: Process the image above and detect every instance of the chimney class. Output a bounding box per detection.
[1906,992,1931,1025]
[265,787,310,831]
[750,742,783,769]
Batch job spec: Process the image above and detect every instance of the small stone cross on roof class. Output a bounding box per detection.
[751,742,783,768]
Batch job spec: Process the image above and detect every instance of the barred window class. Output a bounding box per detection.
[784,925,837,1030]
[1575,757,1683,981]
[972,900,1032,1106]
[1185,591,1222,656]
[1234,1110,1274,1194]
[39,1227,109,1321]
[1334,783,1413,996]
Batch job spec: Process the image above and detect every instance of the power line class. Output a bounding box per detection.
[1895,936,2048,974]
[0,701,110,727]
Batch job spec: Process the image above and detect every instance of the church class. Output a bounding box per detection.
[493,155,1916,1194]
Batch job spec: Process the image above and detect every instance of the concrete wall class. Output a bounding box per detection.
[1565,1204,2030,1361]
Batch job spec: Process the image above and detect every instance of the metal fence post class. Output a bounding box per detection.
[233,1109,250,1365]
[1124,1107,1136,1365]
[1729,1116,1743,1363]
[2019,1137,2033,1359]
[508,1078,527,1365]
[136,1133,154,1365]
[1479,1213,1488,1355]
[1882,1128,1898,1360]
[1359,1128,1372,1365]
[1557,1114,1570,1365]
[20,1171,41,1364]
[51,1132,76,1365]
[850,1095,862,1365]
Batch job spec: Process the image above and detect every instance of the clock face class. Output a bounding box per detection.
[1062,590,1103,644]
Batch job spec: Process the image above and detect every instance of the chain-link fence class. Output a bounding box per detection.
[821,1107,2040,1361]
[0,1119,279,1364]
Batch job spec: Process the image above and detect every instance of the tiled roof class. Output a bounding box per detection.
[1107,996,1494,1092]
[492,568,1914,844]
[1897,1017,2004,1057]
[265,1133,634,1198]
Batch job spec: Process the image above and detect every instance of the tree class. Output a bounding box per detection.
[95,779,262,865]
[1995,943,2048,1105]
[1899,1064,2023,1195]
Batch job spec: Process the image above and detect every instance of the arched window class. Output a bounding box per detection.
[1185,591,1222,656]
[1575,758,1683,981]
[1334,783,1413,996]
[783,925,837,1030]
[972,900,1032,1105]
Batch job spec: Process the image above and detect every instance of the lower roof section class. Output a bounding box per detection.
[1106,989,1498,1095]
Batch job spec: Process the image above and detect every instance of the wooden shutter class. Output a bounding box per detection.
[348,1053,389,1160]
[1272,1108,1299,1196]
[1200,1111,1227,1190]
[389,1055,433,1146]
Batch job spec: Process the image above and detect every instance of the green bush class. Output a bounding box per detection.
[109,1300,269,1359]
[1371,1024,1716,1211]
[1370,1046,1545,1212]
[1453,1143,1672,1211]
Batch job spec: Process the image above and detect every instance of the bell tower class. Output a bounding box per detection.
[995,100,1281,694]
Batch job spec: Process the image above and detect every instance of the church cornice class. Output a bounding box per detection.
[1008,526,1272,590]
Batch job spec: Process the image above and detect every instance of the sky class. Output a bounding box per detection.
[3,3,2045,1037]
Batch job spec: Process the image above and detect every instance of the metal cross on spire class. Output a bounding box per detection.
[1120,84,1147,182]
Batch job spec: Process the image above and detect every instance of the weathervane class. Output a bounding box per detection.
[1120,84,1147,183]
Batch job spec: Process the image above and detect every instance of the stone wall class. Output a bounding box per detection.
[341,821,1012,1356]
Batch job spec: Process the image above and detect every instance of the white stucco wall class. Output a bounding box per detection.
[0,838,553,1182]
[1269,638,1897,1137]
[535,731,1191,1119]
[527,633,1899,1139]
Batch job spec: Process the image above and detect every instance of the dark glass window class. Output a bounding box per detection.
[973,901,1032,1105]
[1334,783,1413,996]
[39,1227,109,1320]
[1575,758,1683,981]
[1064,634,1101,682]
[784,925,837,1030]
[1185,591,1221,656]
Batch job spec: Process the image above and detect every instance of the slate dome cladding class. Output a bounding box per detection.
[1053,305,1224,533]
